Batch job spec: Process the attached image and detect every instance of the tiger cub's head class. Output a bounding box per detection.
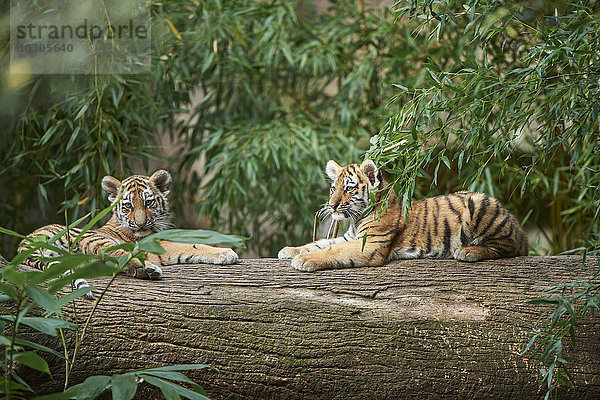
[101,170,174,235]
[322,159,381,221]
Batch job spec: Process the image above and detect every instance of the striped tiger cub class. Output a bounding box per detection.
[278,159,527,272]
[21,170,238,295]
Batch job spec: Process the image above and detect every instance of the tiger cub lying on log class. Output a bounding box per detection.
[21,170,238,294]
[278,159,527,272]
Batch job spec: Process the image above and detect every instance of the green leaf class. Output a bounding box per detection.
[66,126,81,151]
[426,69,442,88]
[30,254,105,286]
[142,364,214,372]
[73,196,122,247]
[140,371,195,384]
[25,286,61,315]
[3,376,33,393]
[141,375,209,400]
[281,43,294,65]
[0,334,17,346]
[111,374,138,400]
[457,151,464,173]
[521,333,539,355]
[153,382,180,400]
[526,298,562,305]
[0,226,28,239]
[74,103,89,120]
[13,337,66,360]
[38,184,48,203]
[0,282,18,299]
[67,375,110,400]
[547,363,555,389]
[57,287,96,306]
[138,229,246,249]
[47,213,91,245]
[102,242,136,254]
[17,317,76,336]
[116,254,131,268]
[137,239,166,255]
[48,262,121,293]
[440,155,451,169]
[3,249,38,281]
[445,81,465,96]
[13,351,51,375]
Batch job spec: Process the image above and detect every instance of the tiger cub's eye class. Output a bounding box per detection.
[121,202,132,211]
[145,199,155,207]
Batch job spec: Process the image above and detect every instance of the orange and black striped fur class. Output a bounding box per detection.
[278,160,527,272]
[21,170,238,294]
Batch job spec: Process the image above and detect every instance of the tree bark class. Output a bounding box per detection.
[27,256,600,399]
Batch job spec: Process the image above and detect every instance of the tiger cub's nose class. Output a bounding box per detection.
[133,211,148,228]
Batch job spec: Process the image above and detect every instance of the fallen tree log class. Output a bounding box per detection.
[26,256,600,399]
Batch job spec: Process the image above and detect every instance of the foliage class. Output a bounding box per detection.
[50,364,213,400]
[523,251,600,399]
[370,0,599,254]
[160,0,421,255]
[0,0,162,259]
[0,0,428,257]
[0,203,243,399]
[372,0,600,396]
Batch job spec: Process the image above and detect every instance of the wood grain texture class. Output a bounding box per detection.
[26,256,600,399]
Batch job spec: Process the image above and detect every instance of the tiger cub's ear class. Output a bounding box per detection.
[101,176,122,203]
[360,159,380,188]
[326,160,342,181]
[150,170,172,196]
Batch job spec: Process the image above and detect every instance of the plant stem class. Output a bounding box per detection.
[64,271,119,389]
[6,291,25,397]
[59,328,71,392]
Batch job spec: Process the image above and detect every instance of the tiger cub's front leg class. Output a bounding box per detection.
[278,237,347,259]
[291,237,391,272]
[278,226,363,260]
[146,241,238,266]
[279,223,357,259]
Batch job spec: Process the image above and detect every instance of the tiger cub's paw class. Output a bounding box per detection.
[291,253,327,272]
[186,245,238,265]
[278,246,308,260]
[74,279,95,300]
[210,248,239,265]
[129,261,163,280]
[453,246,486,262]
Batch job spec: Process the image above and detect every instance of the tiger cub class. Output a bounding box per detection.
[21,170,238,293]
[278,159,527,272]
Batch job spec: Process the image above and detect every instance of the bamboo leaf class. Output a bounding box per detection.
[25,286,61,315]
[140,375,209,400]
[111,374,138,400]
[14,317,76,336]
[165,18,183,40]
[68,375,111,399]
[13,351,51,375]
